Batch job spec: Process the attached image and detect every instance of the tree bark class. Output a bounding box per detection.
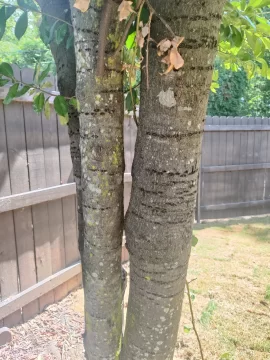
[70,1,124,359]
[122,1,226,359]
[36,0,84,252]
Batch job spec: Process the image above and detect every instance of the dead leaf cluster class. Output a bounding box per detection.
[158,36,185,74]
[118,1,134,21]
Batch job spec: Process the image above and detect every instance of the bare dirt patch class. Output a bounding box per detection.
[1,217,270,360]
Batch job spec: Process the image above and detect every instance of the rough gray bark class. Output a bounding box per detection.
[122,1,226,359]
[36,0,84,252]
[70,1,124,359]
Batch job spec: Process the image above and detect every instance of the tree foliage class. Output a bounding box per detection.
[0,0,270,120]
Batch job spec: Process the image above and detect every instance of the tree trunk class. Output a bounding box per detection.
[36,0,84,252]
[70,1,124,358]
[122,1,226,359]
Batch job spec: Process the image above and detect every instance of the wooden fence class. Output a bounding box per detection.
[1,67,270,328]
[0,67,80,328]
[124,116,270,220]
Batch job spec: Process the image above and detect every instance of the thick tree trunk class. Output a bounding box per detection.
[122,1,226,359]
[36,0,84,252]
[70,1,124,359]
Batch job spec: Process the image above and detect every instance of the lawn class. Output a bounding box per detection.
[1,217,270,360]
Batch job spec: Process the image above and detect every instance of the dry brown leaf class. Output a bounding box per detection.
[161,54,170,65]
[136,32,145,48]
[141,25,149,38]
[118,1,134,21]
[73,0,91,12]
[171,36,184,48]
[157,39,172,53]
[169,47,184,69]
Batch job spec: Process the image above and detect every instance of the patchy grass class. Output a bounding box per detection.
[175,216,270,360]
[1,217,270,360]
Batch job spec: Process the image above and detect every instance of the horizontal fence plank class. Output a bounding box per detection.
[202,199,270,211]
[0,175,132,213]
[202,163,270,173]
[0,184,76,213]
[0,262,81,320]
[205,125,270,132]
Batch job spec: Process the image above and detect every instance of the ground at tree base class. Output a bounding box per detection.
[0,217,270,360]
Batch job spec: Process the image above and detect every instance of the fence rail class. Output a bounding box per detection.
[1,66,270,328]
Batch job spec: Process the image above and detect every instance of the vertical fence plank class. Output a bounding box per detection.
[42,109,68,301]
[57,116,81,292]
[23,95,54,312]
[223,117,234,218]
[201,116,212,219]
[1,100,23,326]
[253,118,263,215]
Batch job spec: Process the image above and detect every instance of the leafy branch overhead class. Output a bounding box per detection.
[0,62,79,124]
[0,0,270,122]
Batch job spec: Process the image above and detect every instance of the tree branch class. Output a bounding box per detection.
[186,280,205,360]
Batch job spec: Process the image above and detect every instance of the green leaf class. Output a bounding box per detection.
[5,5,17,20]
[0,7,6,40]
[3,83,19,105]
[184,325,192,334]
[241,0,246,10]
[231,26,243,48]
[0,62,14,78]
[15,85,30,97]
[33,92,45,113]
[33,62,41,83]
[66,34,74,49]
[17,0,39,11]
[256,23,270,35]
[257,58,268,78]
[192,234,199,247]
[39,16,50,45]
[240,15,256,30]
[37,63,51,84]
[44,99,51,120]
[15,11,28,40]
[0,78,9,86]
[249,0,270,7]
[54,95,68,116]
[59,113,69,125]
[126,31,136,49]
[41,81,53,89]
[48,20,59,44]
[126,88,137,112]
[69,98,80,111]
[55,23,68,45]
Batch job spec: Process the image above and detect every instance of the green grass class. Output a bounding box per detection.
[265,285,270,301]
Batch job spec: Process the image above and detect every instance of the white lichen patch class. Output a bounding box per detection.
[157,88,176,108]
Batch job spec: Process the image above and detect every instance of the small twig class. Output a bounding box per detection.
[0,1,73,27]
[146,9,153,89]
[145,0,175,37]
[124,81,141,93]
[186,280,205,360]
[4,76,71,99]
[128,70,138,126]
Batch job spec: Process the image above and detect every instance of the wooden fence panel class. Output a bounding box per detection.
[2,101,24,326]
[42,108,67,302]
[57,116,80,292]
[23,101,54,312]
